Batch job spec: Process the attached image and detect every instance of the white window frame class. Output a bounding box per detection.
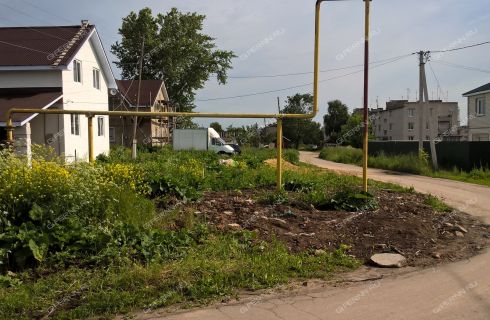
[408,122,414,131]
[71,114,80,136]
[73,60,82,83]
[408,108,415,117]
[93,68,101,90]
[476,98,486,115]
[97,116,104,137]
[408,136,414,141]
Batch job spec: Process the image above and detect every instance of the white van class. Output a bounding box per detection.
[173,128,235,155]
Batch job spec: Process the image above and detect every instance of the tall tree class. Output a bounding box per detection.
[282,94,323,148]
[324,100,349,143]
[209,122,223,133]
[111,7,235,126]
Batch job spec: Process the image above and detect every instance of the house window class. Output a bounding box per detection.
[384,130,387,136]
[71,114,80,135]
[476,98,486,115]
[93,68,100,89]
[73,60,82,83]
[426,136,430,140]
[389,123,393,130]
[97,117,104,136]
[408,136,414,141]
[383,118,387,123]
[378,125,381,131]
[408,108,415,117]
[426,121,429,130]
[109,127,115,142]
[408,122,414,131]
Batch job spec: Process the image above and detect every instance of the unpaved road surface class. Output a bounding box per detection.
[143,152,490,320]
[300,151,490,224]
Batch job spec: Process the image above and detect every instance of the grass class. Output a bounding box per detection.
[319,146,490,186]
[1,146,376,319]
[0,230,359,319]
[424,195,452,212]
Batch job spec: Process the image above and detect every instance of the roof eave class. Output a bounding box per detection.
[0,65,66,71]
[0,94,63,127]
[463,89,490,97]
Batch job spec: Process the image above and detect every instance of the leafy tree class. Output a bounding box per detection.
[210,122,223,134]
[224,124,261,147]
[111,7,235,127]
[281,94,323,148]
[324,100,349,143]
[339,113,373,148]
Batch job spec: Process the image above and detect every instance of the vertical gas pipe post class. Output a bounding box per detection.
[276,118,283,190]
[87,115,94,163]
[362,0,371,193]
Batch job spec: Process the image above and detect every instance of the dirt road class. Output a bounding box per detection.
[300,151,490,224]
[147,152,490,320]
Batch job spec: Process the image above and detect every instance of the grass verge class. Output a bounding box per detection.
[319,146,490,186]
[1,230,358,319]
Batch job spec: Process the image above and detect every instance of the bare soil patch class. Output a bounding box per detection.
[187,189,490,267]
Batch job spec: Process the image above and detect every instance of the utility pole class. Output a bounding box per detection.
[277,97,281,114]
[418,51,438,169]
[418,51,425,153]
[131,38,145,160]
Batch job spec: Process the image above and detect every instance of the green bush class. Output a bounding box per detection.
[319,146,363,165]
[319,147,432,174]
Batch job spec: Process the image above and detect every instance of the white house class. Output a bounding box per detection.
[0,21,116,161]
[463,83,489,141]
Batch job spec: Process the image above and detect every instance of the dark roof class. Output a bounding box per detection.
[0,88,62,124]
[0,24,94,67]
[116,80,165,106]
[463,83,490,96]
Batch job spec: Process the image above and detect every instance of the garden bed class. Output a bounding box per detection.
[187,189,490,267]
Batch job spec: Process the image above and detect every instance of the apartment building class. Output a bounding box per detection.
[372,100,459,141]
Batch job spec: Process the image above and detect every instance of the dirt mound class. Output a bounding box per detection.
[189,189,490,267]
[264,159,300,171]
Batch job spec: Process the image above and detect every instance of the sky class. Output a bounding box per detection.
[1,0,489,128]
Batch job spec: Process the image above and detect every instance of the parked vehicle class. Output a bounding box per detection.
[227,143,242,154]
[173,128,235,155]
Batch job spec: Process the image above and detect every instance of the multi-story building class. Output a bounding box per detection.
[463,83,489,141]
[371,100,459,141]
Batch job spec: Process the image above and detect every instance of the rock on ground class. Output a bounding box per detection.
[370,253,407,268]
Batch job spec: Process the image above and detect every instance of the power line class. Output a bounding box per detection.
[432,60,490,74]
[426,40,490,54]
[196,55,411,102]
[0,40,51,55]
[228,54,414,79]
[427,62,447,101]
[0,1,72,41]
